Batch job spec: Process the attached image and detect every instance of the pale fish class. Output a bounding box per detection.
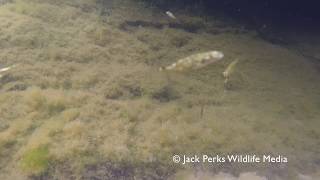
[0,65,16,79]
[160,51,224,72]
[223,59,239,88]
[223,59,239,79]
[0,66,12,73]
[166,11,176,19]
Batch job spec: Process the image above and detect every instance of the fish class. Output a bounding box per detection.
[166,11,176,19]
[0,65,16,79]
[223,59,239,88]
[0,66,12,73]
[223,59,239,79]
[160,51,224,72]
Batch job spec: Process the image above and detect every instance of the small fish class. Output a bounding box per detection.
[160,51,224,72]
[223,59,239,88]
[223,59,239,79]
[0,66,12,73]
[166,11,176,19]
[0,65,16,79]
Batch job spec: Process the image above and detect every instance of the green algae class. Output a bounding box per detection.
[20,146,50,175]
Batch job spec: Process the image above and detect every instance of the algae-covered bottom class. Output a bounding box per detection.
[0,0,319,179]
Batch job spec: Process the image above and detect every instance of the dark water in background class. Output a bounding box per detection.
[141,0,320,63]
[144,0,320,31]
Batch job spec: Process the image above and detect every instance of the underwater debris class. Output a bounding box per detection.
[166,11,176,19]
[159,51,224,72]
[223,59,239,88]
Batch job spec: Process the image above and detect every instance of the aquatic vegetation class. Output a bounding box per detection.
[25,88,68,116]
[19,145,51,175]
[151,85,180,102]
[0,0,319,179]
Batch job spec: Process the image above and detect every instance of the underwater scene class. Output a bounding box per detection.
[0,0,319,179]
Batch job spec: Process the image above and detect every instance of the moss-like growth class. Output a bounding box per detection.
[20,146,51,175]
[25,88,73,117]
[0,0,319,179]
